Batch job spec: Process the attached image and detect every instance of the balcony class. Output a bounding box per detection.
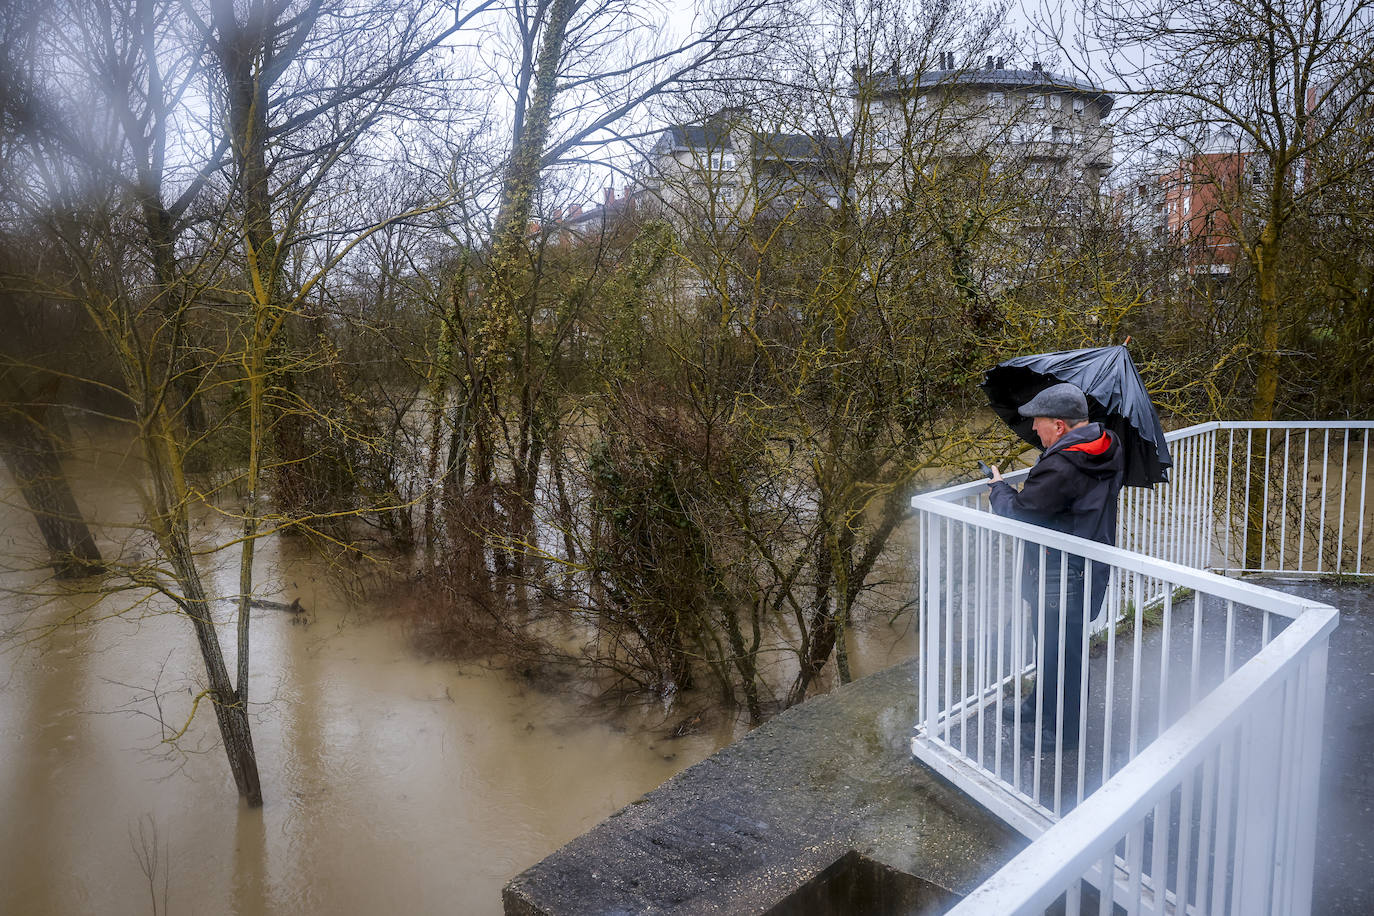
[913,421,1371,914]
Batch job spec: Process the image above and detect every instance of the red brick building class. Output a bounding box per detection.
[1160,133,1250,276]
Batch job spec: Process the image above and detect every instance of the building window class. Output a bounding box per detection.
[1072,97,1086,114]
[721,186,735,203]
[1052,126,1070,143]
[1030,94,1046,109]
[1050,94,1063,111]
[987,91,1005,106]
[705,151,731,170]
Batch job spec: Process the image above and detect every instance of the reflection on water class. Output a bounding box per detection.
[0,429,920,915]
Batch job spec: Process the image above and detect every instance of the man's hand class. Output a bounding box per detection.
[990,465,1003,483]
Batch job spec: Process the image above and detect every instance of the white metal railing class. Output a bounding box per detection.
[1212,422,1373,577]
[910,420,1359,914]
[929,421,1373,579]
[947,604,1335,915]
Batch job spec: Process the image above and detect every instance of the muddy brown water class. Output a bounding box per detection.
[0,435,920,915]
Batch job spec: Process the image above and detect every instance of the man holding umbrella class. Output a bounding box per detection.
[987,382,1125,753]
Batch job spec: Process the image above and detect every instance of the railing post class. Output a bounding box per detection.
[1359,431,1369,576]
[1233,692,1284,913]
[917,508,927,732]
[1205,427,1218,569]
[1300,430,1311,572]
[1288,640,1330,916]
[1337,431,1350,575]
[923,510,942,738]
[1279,430,1292,571]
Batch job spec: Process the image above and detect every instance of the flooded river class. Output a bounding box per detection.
[0,436,917,915]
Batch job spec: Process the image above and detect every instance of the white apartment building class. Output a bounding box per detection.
[634,113,848,230]
[855,55,1115,201]
[625,57,1114,234]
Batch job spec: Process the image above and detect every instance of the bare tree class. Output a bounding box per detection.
[1073,0,1374,419]
[434,0,789,609]
[1,0,476,806]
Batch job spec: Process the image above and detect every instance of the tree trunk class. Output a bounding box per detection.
[720,601,762,723]
[212,2,308,514]
[147,409,264,806]
[462,0,578,578]
[0,393,103,579]
[831,522,855,686]
[170,543,263,807]
[786,531,836,707]
[1250,225,1281,422]
[1246,225,1281,568]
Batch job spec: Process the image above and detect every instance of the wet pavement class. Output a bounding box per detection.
[1287,579,1374,916]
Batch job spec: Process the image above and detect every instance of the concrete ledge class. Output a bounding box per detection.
[503,660,1021,914]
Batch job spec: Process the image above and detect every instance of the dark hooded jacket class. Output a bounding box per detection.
[988,422,1125,601]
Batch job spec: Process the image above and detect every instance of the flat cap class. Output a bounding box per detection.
[1019,382,1090,421]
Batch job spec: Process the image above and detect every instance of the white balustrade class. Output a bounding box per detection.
[911,420,1366,914]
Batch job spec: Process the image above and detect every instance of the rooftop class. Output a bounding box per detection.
[858,62,1115,113]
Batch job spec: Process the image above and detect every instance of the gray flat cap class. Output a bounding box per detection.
[1019,382,1090,421]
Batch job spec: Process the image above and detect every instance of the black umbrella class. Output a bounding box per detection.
[982,345,1172,487]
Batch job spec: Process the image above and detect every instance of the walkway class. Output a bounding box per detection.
[1296,579,1374,916]
[502,579,1371,914]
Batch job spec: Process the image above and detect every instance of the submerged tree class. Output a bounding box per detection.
[0,0,470,805]
[552,0,1083,714]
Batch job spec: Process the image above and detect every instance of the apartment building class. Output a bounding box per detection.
[1147,129,1252,277]
[632,112,847,229]
[855,55,1115,200]
[625,58,1115,221]
[1112,166,1169,243]
[548,57,1120,312]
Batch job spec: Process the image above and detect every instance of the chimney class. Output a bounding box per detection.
[1032,61,1042,72]
[604,187,615,207]
[996,57,1005,70]
[986,56,995,69]
[852,64,868,83]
